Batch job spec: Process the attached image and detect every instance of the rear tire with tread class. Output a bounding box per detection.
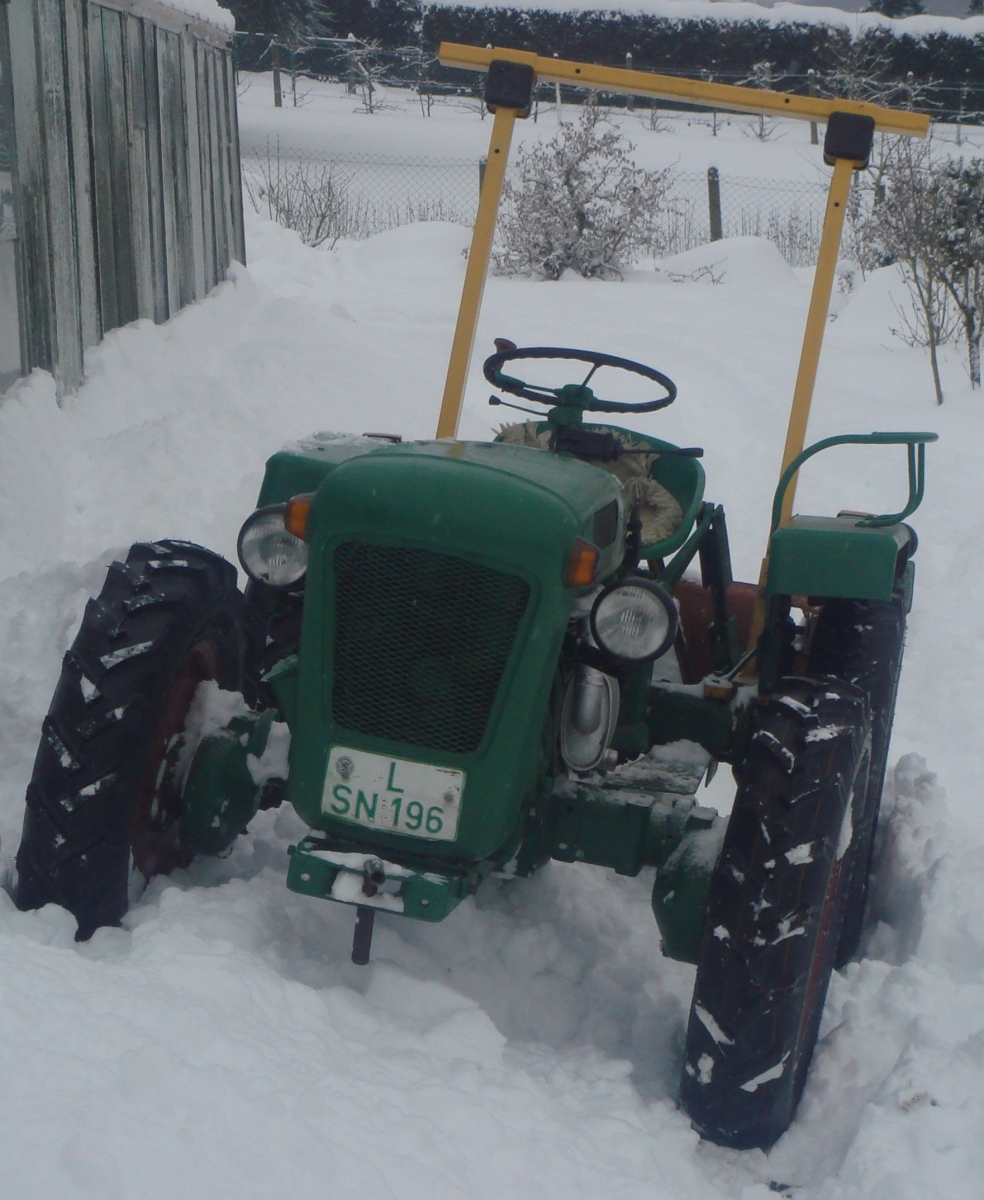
[15,541,249,939]
[806,590,906,966]
[680,678,871,1150]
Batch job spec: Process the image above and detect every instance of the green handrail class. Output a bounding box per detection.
[771,431,938,535]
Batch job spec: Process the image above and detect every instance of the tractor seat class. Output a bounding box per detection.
[497,420,684,548]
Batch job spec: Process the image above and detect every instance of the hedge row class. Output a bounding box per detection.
[235,4,984,119]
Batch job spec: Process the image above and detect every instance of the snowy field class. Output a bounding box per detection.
[237,70,984,176]
[1,89,984,1198]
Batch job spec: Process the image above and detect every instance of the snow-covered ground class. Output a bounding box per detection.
[237,72,984,177]
[1,93,984,1196]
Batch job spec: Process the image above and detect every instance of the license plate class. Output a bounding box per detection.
[322,746,464,842]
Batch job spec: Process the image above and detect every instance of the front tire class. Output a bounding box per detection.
[15,541,248,939]
[679,678,871,1150]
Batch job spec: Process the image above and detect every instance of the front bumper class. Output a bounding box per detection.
[286,834,487,922]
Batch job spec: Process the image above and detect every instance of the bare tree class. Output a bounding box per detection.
[741,62,781,141]
[936,160,984,388]
[870,141,954,405]
[243,142,360,249]
[822,34,903,107]
[493,108,674,280]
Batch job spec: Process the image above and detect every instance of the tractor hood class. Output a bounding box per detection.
[285,438,626,865]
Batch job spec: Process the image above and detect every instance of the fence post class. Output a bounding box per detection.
[478,157,486,200]
[707,167,723,242]
[808,69,818,146]
[271,43,283,108]
[626,53,634,111]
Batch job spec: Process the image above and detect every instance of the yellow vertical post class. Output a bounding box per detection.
[741,156,855,675]
[435,107,518,439]
[776,156,855,525]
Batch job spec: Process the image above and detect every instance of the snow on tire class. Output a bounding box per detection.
[679,678,871,1150]
[807,589,907,966]
[15,540,249,940]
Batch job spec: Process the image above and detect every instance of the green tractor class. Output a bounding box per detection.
[13,48,937,1152]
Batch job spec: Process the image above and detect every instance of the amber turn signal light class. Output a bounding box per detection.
[284,493,314,540]
[564,539,600,588]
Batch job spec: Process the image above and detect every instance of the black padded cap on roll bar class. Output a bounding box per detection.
[823,112,876,169]
[484,60,536,117]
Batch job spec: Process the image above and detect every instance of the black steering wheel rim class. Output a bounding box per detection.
[483,346,677,414]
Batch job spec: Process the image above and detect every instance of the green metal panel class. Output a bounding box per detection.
[545,782,722,962]
[256,435,384,506]
[287,440,626,864]
[647,686,735,759]
[286,833,483,922]
[767,516,909,601]
[180,711,277,856]
[651,821,722,963]
[549,786,653,876]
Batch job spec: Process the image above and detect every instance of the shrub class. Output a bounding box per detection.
[493,108,673,281]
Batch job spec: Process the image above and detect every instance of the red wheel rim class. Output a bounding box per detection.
[130,638,221,880]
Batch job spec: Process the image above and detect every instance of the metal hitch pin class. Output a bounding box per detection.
[351,859,386,966]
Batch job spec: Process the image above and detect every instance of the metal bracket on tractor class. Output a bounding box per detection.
[14,44,937,1154]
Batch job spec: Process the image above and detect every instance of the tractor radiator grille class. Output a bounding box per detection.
[332,543,530,755]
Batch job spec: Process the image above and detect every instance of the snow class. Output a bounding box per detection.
[741,1052,790,1092]
[247,720,291,787]
[237,72,984,188]
[164,0,235,34]
[695,1002,733,1045]
[785,841,815,864]
[1,91,984,1198]
[178,679,251,784]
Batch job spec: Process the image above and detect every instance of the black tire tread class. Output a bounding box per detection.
[680,678,871,1150]
[807,590,906,965]
[15,540,247,939]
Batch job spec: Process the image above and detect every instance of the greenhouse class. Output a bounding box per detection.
[0,0,243,395]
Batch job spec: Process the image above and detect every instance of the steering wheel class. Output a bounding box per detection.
[483,346,677,414]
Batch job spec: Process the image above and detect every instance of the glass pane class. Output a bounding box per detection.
[0,11,22,390]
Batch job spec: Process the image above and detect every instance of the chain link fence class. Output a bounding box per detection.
[241,138,829,265]
[663,172,828,265]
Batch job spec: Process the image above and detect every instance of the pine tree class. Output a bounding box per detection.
[227,0,328,42]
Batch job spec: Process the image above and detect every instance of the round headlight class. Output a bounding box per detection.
[237,505,308,589]
[590,579,678,664]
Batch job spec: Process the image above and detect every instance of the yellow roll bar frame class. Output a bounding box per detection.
[435,42,929,529]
